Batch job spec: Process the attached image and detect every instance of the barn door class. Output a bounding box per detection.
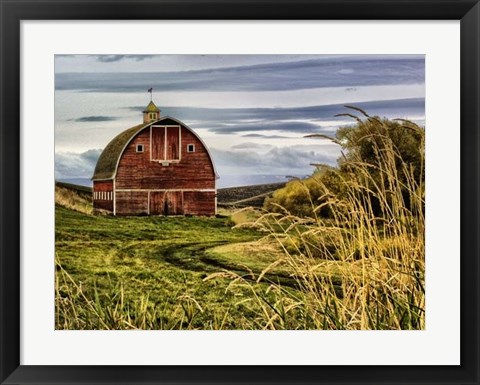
[150,191,183,215]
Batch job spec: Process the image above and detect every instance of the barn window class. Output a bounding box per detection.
[136,144,144,153]
[187,144,195,153]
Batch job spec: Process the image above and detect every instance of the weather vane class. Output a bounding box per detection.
[148,87,153,101]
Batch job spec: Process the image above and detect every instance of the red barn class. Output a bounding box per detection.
[92,100,218,216]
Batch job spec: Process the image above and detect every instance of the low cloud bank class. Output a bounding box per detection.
[55,149,102,179]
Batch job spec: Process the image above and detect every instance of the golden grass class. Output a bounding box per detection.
[55,186,93,215]
[229,208,263,226]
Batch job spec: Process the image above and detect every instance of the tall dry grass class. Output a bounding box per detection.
[210,112,425,330]
[55,186,93,215]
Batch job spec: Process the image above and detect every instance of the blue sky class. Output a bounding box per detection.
[54,54,425,187]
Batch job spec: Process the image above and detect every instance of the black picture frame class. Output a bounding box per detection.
[1,1,479,384]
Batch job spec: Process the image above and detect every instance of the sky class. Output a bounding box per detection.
[55,54,425,188]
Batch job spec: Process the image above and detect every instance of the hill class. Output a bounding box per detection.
[55,183,93,214]
[56,180,92,195]
[216,182,286,207]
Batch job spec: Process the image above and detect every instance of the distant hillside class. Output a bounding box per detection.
[56,181,92,194]
[217,182,286,208]
[55,180,286,209]
[55,182,93,214]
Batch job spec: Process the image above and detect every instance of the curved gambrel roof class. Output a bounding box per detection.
[92,117,219,181]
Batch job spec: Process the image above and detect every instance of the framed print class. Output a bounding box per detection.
[1,0,479,384]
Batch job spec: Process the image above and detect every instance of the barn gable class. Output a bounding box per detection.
[92,117,218,181]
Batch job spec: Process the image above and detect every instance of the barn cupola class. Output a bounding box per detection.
[143,100,161,124]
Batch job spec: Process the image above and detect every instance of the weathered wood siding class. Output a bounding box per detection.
[183,191,216,215]
[93,180,114,211]
[151,126,164,160]
[116,125,215,191]
[166,126,180,160]
[115,191,149,215]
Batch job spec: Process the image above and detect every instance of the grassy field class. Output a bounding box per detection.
[55,191,298,330]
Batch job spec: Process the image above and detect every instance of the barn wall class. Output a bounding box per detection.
[115,191,149,215]
[113,190,216,216]
[93,180,113,212]
[115,125,216,191]
[183,191,216,216]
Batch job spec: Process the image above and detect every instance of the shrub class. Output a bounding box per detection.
[222,109,425,330]
[265,109,424,220]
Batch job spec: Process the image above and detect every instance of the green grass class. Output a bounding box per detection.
[55,205,287,330]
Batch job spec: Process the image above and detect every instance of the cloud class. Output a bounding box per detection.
[55,149,102,179]
[208,121,324,135]
[73,116,118,122]
[92,55,155,63]
[230,142,273,150]
[211,146,338,175]
[157,98,424,126]
[120,98,424,137]
[241,133,290,139]
[55,56,425,92]
[337,69,354,74]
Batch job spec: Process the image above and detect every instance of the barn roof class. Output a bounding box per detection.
[92,117,219,181]
[143,101,160,113]
[92,122,148,180]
